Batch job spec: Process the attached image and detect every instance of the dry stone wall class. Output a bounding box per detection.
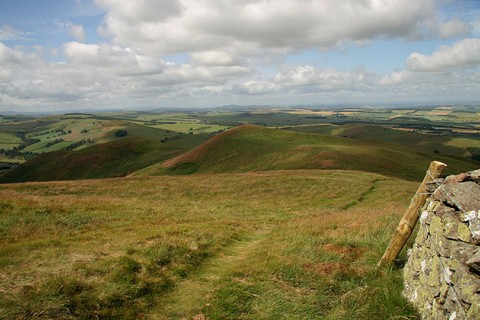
[403,169,480,320]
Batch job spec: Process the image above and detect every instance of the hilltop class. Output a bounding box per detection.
[139,125,478,181]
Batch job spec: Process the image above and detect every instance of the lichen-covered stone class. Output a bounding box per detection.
[456,273,478,304]
[460,211,480,245]
[466,169,480,181]
[457,222,474,243]
[404,169,480,319]
[435,203,456,218]
[466,250,480,274]
[467,295,480,319]
[469,217,480,245]
[430,215,443,239]
[443,173,466,184]
[441,182,480,212]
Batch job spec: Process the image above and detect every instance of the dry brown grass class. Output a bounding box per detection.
[0,170,419,319]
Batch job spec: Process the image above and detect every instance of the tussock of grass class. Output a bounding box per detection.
[0,171,420,319]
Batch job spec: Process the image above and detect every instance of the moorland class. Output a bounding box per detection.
[0,105,479,319]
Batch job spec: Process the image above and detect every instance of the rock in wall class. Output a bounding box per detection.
[403,169,480,320]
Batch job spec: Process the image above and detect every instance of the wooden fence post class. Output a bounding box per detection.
[377,161,447,268]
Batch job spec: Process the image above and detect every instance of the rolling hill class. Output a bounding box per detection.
[283,123,480,157]
[139,124,478,181]
[0,137,185,183]
[3,124,478,183]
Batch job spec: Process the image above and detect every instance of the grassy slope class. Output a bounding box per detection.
[0,170,419,319]
[0,131,22,150]
[0,137,183,182]
[142,125,478,180]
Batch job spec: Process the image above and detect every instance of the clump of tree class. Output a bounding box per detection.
[115,130,128,138]
[1,148,36,159]
[63,139,95,151]
[29,129,70,137]
[45,139,65,148]
[64,140,86,150]
[1,133,40,156]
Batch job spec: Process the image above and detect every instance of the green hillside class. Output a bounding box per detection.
[3,123,478,183]
[0,137,185,183]
[141,125,478,180]
[284,123,480,157]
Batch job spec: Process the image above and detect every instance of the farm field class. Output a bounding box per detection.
[0,170,419,319]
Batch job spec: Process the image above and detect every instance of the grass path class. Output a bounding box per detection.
[150,227,272,319]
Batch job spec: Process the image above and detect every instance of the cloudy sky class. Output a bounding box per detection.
[1,0,480,112]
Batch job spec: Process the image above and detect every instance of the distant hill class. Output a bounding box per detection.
[0,137,185,183]
[139,125,478,180]
[283,123,480,156]
[3,124,477,183]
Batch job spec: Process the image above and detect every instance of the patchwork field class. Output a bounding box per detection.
[0,170,419,319]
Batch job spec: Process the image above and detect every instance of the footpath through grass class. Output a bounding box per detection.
[0,170,419,319]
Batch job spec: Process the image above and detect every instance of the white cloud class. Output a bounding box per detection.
[96,0,183,23]
[0,42,17,63]
[69,24,86,41]
[379,70,409,86]
[274,65,318,86]
[0,67,12,82]
[406,38,480,71]
[0,42,38,65]
[64,42,99,61]
[0,25,24,41]
[0,41,254,111]
[235,80,278,95]
[94,0,437,55]
[190,50,236,66]
[435,18,471,39]
[1,0,480,112]
[273,65,373,92]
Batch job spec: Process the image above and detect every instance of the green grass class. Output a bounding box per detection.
[144,125,478,180]
[0,131,22,150]
[0,170,419,319]
[0,156,24,163]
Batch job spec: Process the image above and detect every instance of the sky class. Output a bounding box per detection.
[0,0,480,112]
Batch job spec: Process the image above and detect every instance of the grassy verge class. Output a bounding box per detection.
[0,170,419,319]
